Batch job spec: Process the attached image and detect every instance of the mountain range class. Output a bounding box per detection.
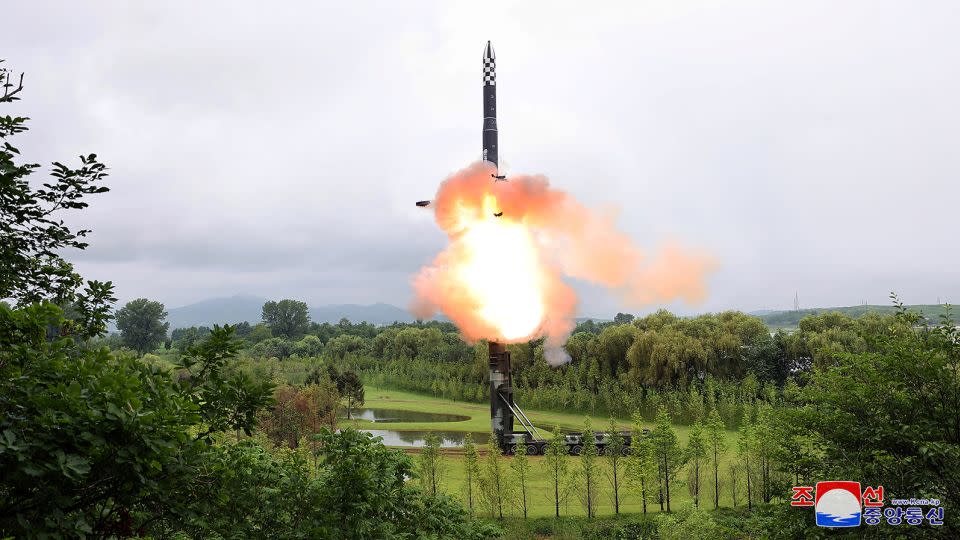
[162,294,945,331]
[165,295,417,329]
[163,294,613,330]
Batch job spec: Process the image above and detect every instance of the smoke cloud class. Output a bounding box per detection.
[412,162,716,365]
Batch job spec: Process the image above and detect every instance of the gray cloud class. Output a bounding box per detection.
[5,0,959,313]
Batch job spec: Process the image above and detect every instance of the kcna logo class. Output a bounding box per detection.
[791,481,873,527]
[814,482,863,527]
[792,481,944,528]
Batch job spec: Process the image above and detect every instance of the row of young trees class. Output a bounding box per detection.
[411,405,794,521]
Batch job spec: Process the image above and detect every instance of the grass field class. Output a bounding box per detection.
[340,386,745,518]
[341,386,644,437]
[342,386,738,447]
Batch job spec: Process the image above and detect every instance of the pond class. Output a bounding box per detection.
[362,429,491,448]
[344,408,470,423]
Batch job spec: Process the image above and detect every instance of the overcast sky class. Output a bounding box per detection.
[6,1,959,316]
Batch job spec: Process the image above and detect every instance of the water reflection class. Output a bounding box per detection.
[362,429,490,447]
[344,408,470,423]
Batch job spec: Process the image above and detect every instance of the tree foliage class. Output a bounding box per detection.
[174,324,274,438]
[462,433,480,514]
[262,299,311,339]
[510,435,531,518]
[579,418,600,518]
[650,407,685,512]
[627,412,656,514]
[418,433,444,496]
[479,434,509,519]
[685,420,706,507]
[115,298,170,355]
[0,60,110,306]
[778,299,960,530]
[0,303,199,535]
[259,382,339,448]
[705,410,727,509]
[544,425,570,518]
[605,417,626,514]
[327,365,365,419]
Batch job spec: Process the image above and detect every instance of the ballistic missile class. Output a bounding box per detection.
[416,41,504,209]
[482,41,498,170]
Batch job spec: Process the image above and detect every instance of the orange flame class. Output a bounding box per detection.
[412,162,717,364]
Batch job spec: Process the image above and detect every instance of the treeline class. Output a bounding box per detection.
[146,299,930,429]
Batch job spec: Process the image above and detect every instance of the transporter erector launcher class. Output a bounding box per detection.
[416,42,646,454]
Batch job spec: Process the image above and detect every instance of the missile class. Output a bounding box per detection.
[482,40,498,170]
[416,41,504,210]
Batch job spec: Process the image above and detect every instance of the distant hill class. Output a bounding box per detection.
[163,295,613,330]
[754,304,953,329]
[166,294,269,329]
[309,303,416,325]
[575,317,611,323]
[164,296,421,329]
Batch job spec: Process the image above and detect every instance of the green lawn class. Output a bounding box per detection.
[341,386,738,448]
[340,386,745,518]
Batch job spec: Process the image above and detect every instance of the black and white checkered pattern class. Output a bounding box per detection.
[483,58,496,86]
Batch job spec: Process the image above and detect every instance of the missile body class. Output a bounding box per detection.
[416,41,501,209]
[482,41,498,169]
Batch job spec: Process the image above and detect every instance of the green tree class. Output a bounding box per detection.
[544,425,569,518]
[417,433,444,496]
[685,420,706,507]
[327,366,365,419]
[580,418,599,518]
[172,325,211,351]
[292,334,324,357]
[479,435,508,519]
[247,322,272,343]
[686,385,705,423]
[753,404,777,503]
[705,409,728,509]
[605,417,626,514]
[650,406,685,512]
[510,436,531,518]
[737,414,756,510]
[463,434,480,514]
[340,369,365,419]
[0,60,110,306]
[596,323,637,377]
[325,333,368,360]
[727,462,742,507]
[258,382,338,449]
[174,325,275,438]
[261,299,310,339]
[115,298,170,355]
[627,413,655,514]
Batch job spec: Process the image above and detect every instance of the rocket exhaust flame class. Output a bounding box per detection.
[412,161,717,365]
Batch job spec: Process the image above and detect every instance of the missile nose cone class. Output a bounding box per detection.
[484,40,495,60]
